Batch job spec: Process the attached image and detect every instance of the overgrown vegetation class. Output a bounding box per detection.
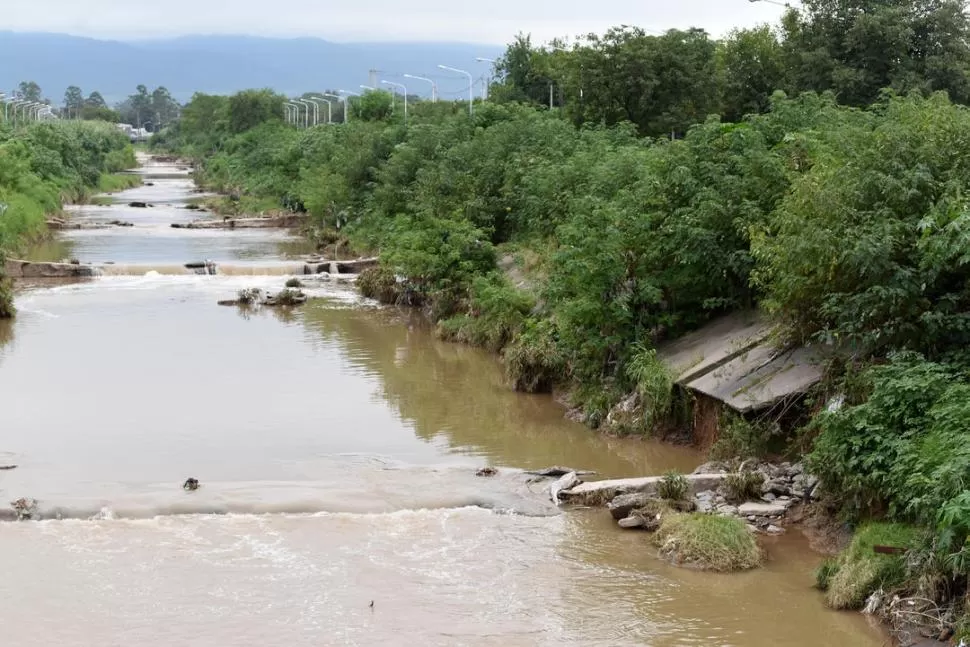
[654,513,763,572]
[724,470,765,504]
[155,4,970,631]
[0,119,134,318]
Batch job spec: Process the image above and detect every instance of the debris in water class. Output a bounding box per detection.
[183,478,200,491]
[476,467,498,477]
[369,600,374,610]
[10,497,37,520]
[0,465,17,470]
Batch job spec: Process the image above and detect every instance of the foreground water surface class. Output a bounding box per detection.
[0,158,884,646]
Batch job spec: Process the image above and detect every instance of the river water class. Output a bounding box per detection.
[0,157,885,646]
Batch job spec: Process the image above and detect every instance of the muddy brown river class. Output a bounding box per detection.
[0,156,885,646]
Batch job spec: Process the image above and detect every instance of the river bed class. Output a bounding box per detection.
[0,156,885,646]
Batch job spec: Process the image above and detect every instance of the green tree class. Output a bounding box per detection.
[84,91,107,108]
[227,89,284,134]
[491,34,559,106]
[63,86,84,119]
[718,26,787,122]
[17,81,42,102]
[560,27,722,136]
[783,0,970,106]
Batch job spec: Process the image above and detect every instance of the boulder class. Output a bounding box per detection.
[609,493,660,520]
[738,502,788,517]
[618,515,646,529]
[692,461,729,475]
[128,201,148,208]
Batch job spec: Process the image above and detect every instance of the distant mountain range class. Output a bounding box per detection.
[0,32,505,105]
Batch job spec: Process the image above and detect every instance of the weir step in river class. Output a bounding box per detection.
[0,154,886,646]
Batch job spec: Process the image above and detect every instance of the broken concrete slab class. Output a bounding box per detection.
[560,474,728,506]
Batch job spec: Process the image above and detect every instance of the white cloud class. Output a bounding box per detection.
[5,0,786,43]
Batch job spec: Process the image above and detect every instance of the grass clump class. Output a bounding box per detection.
[236,288,263,305]
[625,343,674,431]
[285,278,303,288]
[437,275,534,352]
[503,318,564,393]
[823,522,919,609]
[357,267,402,305]
[657,471,690,502]
[654,513,763,572]
[724,470,765,504]
[272,288,306,306]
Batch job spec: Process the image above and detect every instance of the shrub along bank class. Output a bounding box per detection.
[156,85,970,635]
[0,119,136,317]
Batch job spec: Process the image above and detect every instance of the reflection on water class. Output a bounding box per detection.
[299,302,700,475]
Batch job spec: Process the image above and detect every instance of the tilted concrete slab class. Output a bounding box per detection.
[658,311,773,384]
[657,310,831,413]
[559,474,728,506]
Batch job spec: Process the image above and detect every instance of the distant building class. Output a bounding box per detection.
[116,124,150,142]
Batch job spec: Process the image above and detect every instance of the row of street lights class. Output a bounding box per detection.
[284,57,496,128]
[0,92,56,123]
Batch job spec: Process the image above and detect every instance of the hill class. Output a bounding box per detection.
[0,32,503,105]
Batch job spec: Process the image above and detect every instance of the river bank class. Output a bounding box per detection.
[0,152,890,646]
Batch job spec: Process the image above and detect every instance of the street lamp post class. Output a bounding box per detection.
[403,74,437,103]
[324,93,346,123]
[309,96,332,124]
[284,102,300,126]
[381,81,407,126]
[338,90,360,122]
[297,99,313,128]
[475,57,496,100]
[438,65,473,115]
[304,98,320,126]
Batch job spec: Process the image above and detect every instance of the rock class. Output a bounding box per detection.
[475,467,498,477]
[669,499,697,513]
[618,515,646,529]
[716,504,739,516]
[696,497,714,513]
[792,473,819,498]
[182,478,200,491]
[790,462,804,476]
[550,472,581,504]
[0,465,17,470]
[738,502,789,517]
[762,493,777,502]
[766,524,786,535]
[762,479,791,496]
[609,493,660,520]
[217,300,240,306]
[692,461,729,475]
[128,201,148,208]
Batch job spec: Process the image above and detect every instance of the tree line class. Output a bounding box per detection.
[492,0,970,135]
[9,81,180,129]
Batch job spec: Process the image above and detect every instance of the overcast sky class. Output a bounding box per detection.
[5,0,787,43]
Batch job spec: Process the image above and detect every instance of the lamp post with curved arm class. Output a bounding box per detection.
[403,74,436,103]
[324,93,345,123]
[297,99,313,128]
[438,65,473,115]
[338,90,359,122]
[310,96,333,124]
[475,57,496,100]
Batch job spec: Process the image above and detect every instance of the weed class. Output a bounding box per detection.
[625,343,674,431]
[357,267,402,305]
[825,522,919,610]
[654,513,762,571]
[657,471,690,502]
[285,278,303,288]
[723,470,765,504]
